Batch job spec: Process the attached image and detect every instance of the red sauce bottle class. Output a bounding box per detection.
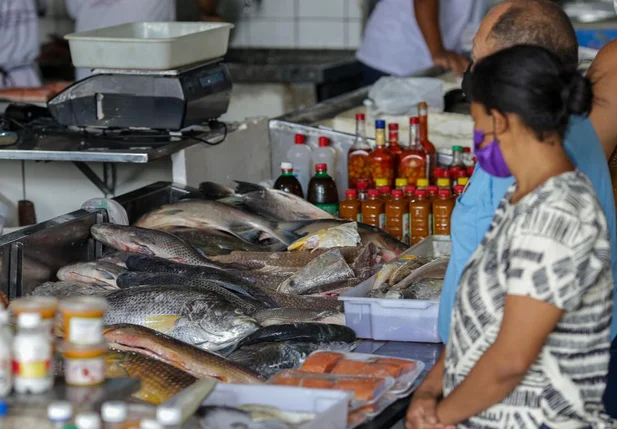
[369,120,395,187]
[398,117,426,186]
[418,102,437,183]
[348,113,373,189]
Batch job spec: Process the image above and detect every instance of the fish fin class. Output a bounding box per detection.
[276,220,314,233]
[144,315,180,333]
[197,181,235,199]
[218,196,246,207]
[233,181,265,195]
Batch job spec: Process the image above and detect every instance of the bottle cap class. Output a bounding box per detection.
[463,147,471,153]
[418,101,428,110]
[315,163,327,172]
[404,185,416,195]
[355,113,366,121]
[458,177,469,186]
[409,116,419,125]
[454,169,468,178]
[140,419,163,429]
[367,189,380,198]
[375,178,388,187]
[294,134,306,144]
[157,406,182,426]
[375,120,386,129]
[428,185,439,194]
[48,401,73,422]
[280,162,293,171]
[378,186,391,195]
[318,136,329,147]
[437,178,451,188]
[415,189,428,198]
[356,179,369,190]
[452,146,463,152]
[395,178,408,188]
[75,413,101,429]
[438,189,452,198]
[0,401,7,417]
[345,189,358,198]
[388,123,399,131]
[433,167,446,178]
[454,185,465,194]
[416,178,429,188]
[101,401,128,423]
[388,131,398,140]
[18,312,41,329]
[391,189,404,198]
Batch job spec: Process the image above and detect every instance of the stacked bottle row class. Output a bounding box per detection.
[339,177,466,244]
[285,134,339,198]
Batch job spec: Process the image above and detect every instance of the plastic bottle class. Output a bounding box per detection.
[454,185,465,198]
[388,123,403,167]
[76,413,102,429]
[48,401,73,429]
[13,312,53,394]
[307,164,339,216]
[418,102,437,182]
[433,188,455,235]
[398,116,426,186]
[379,186,392,203]
[313,137,337,181]
[405,185,417,203]
[386,189,409,244]
[0,310,11,397]
[410,189,432,245]
[448,146,466,179]
[458,177,469,187]
[362,189,385,229]
[357,178,369,201]
[462,147,474,167]
[348,113,373,189]
[395,178,408,191]
[427,185,439,203]
[369,120,395,187]
[102,401,128,429]
[339,189,362,222]
[274,162,304,198]
[286,134,312,193]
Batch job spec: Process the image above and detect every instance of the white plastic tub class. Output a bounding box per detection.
[340,236,451,343]
[66,22,234,70]
[202,383,352,429]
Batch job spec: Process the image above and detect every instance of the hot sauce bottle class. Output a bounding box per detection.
[433,188,455,235]
[348,113,373,189]
[362,189,385,229]
[386,189,410,244]
[369,120,395,187]
[340,189,362,222]
[418,102,437,183]
[398,116,426,186]
[410,189,432,245]
[388,123,403,167]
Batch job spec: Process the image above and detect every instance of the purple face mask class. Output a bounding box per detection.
[473,130,512,178]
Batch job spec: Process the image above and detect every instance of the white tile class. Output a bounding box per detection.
[247,19,296,48]
[347,19,363,48]
[347,0,363,19]
[298,21,346,48]
[247,0,295,18]
[299,0,345,18]
[229,19,250,47]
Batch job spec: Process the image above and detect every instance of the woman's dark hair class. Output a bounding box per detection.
[469,44,593,142]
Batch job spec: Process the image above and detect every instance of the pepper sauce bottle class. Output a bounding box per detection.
[362,189,385,229]
[340,189,362,222]
[388,123,403,168]
[398,116,426,186]
[348,113,373,189]
[369,120,395,187]
[386,189,409,244]
[410,189,432,245]
[433,188,455,235]
[418,102,437,183]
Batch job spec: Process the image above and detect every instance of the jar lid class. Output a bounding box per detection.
[280,162,293,170]
[315,163,327,172]
[416,178,429,187]
[101,401,128,423]
[367,189,380,198]
[11,296,58,313]
[375,178,388,187]
[59,296,108,313]
[48,401,73,422]
[345,189,358,198]
[75,413,101,429]
[395,178,408,187]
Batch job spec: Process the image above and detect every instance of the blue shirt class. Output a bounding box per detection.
[438,116,617,343]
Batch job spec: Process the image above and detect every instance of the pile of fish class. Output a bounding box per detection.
[28,181,412,405]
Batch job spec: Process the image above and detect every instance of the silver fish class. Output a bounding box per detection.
[57,261,126,287]
[30,281,116,298]
[392,257,449,290]
[372,256,432,290]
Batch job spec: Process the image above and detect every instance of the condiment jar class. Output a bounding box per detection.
[386,189,410,244]
[13,313,53,394]
[433,189,455,235]
[59,297,108,345]
[62,342,106,386]
[10,296,58,337]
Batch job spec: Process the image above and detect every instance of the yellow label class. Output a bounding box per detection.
[14,360,50,378]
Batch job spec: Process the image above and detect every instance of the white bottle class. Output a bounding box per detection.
[312,136,338,183]
[286,133,312,194]
[0,310,12,397]
[48,401,74,429]
[13,312,53,394]
[76,412,102,429]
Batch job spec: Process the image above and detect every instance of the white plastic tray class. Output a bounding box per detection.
[339,236,451,343]
[66,22,234,70]
[202,383,351,429]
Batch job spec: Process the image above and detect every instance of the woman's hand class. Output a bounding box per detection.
[406,391,453,429]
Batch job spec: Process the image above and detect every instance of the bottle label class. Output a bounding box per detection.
[69,317,104,345]
[402,213,410,244]
[357,213,363,223]
[65,356,105,386]
[315,203,339,216]
[378,213,385,229]
[13,360,51,378]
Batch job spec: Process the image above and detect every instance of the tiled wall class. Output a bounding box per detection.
[37,0,365,49]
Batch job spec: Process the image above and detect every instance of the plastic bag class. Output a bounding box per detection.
[366,77,444,116]
[81,198,129,225]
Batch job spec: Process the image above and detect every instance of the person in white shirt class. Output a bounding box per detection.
[356,0,487,85]
[65,0,177,81]
[0,0,42,89]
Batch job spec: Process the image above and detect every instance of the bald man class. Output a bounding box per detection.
[407,0,617,427]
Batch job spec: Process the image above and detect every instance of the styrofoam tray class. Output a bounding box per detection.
[202,383,352,429]
[339,236,451,343]
[66,22,234,70]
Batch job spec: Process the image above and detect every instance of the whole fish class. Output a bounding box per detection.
[276,249,355,295]
[30,281,116,298]
[105,350,196,405]
[116,272,270,314]
[288,222,361,251]
[104,286,260,352]
[253,308,345,327]
[389,256,435,286]
[393,257,449,290]
[104,324,263,383]
[161,226,270,255]
[200,181,335,221]
[134,200,302,246]
[91,224,247,270]
[57,261,126,287]
[197,406,291,429]
[235,323,356,349]
[372,256,432,290]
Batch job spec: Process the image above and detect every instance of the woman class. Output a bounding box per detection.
[407,45,615,429]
